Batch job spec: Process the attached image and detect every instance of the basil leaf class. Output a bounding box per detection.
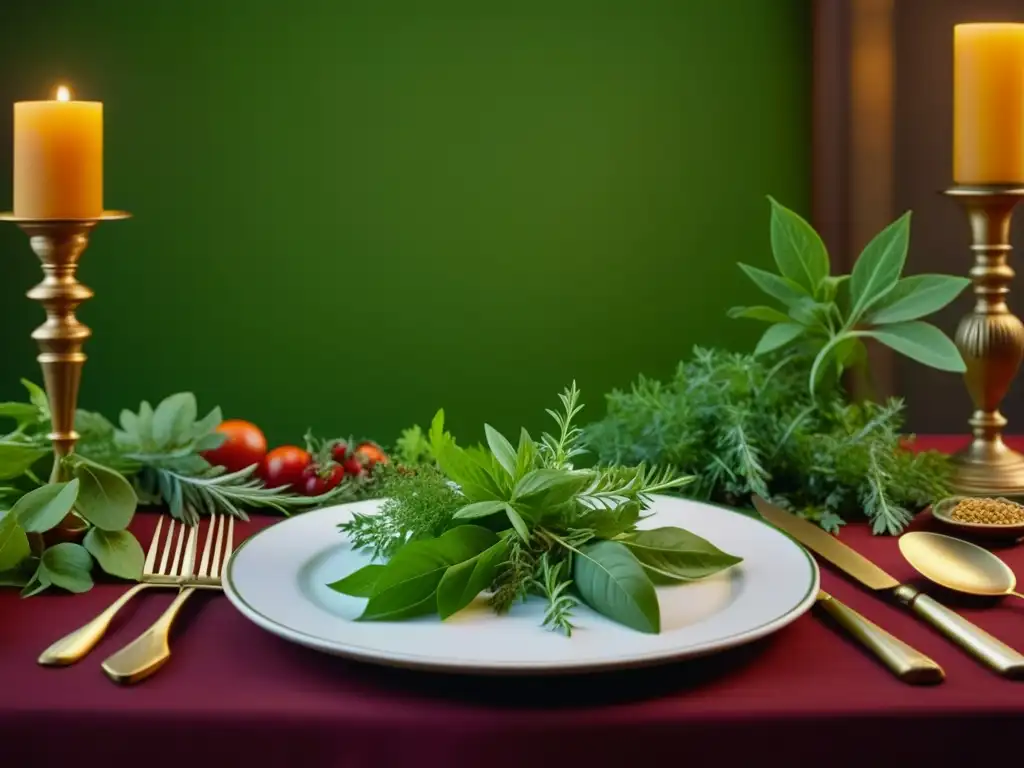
[21,379,50,419]
[453,500,507,520]
[574,540,659,633]
[849,211,911,321]
[39,542,93,593]
[10,479,79,533]
[83,528,144,580]
[437,538,509,619]
[768,196,830,295]
[0,442,50,481]
[514,468,591,503]
[0,402,44,430]
[864,274,971,325]
[429,410,503,501]
[327,563,387,597]
[358,525,497,621]
[484,424,518,479]
[514,428,537,480]
[503,504,530,542]
[737,263,810,309]
[621,526,742,582]
[754,323,805,356]
[152,393,198,448]
[726,306,792,324]
[71,456,138,531]
[861,322,966,373]
[0,513,31,571]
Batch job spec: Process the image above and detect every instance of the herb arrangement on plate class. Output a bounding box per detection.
[330,384,743,636]
[585,200,966,535]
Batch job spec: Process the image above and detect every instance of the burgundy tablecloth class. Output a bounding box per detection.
[4,435,1024,767]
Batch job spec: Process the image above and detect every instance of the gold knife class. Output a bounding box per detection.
[753,495,1024,679]
[815,590,944,684]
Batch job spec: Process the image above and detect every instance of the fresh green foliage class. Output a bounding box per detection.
[584,347,952,535]
[394,425,434,467]
[330,385,743,635]
[730,197,969,393]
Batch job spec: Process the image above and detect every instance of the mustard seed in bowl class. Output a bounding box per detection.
[949,497,1024,526]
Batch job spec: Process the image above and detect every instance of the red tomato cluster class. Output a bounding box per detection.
[200,419,389,497]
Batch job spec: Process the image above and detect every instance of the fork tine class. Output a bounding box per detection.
[198,515,218,578]
[210,514,227,578]
[157,519,177,575]
[142,516,164,577]
[169,521,187,577]
[180,524,199,580]
[218,516,236,578]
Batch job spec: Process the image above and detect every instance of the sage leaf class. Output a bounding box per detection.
[10,479,79,533]
[71,456,138,531]
[726,306,792,324]
[737,263,810,308]
[621,527,742,581]
[191,406,223,441]
[754,323,805,356]
[504,504,530,542]
[849,211,911,321]
[39,542,93,593]
[328,563,386,597]
[454,499,507,520]
[484,425,517,478]
[864,274,971,325]
[358,525,497,621]
[861,321,966,372]
[0,513,31,571]
[0,402,44,430]
[83,528,144,580]
[194,432,228,452]
[574,540,659,633]
[152,393,198,448]
[768,196,830,294]
[437,538,509,619]
[0,442,50,481]
[21,379,49,418]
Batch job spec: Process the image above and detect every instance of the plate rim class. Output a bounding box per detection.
[223,495,820,675]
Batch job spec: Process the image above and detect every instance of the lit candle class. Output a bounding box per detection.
[13,85,103,219]
[954,23,1024,185]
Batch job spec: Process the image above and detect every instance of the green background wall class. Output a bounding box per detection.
[0,0,810,448]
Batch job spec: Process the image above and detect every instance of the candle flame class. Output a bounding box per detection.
[55,85,71,102]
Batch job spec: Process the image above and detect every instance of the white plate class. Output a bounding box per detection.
[224,495,819,674]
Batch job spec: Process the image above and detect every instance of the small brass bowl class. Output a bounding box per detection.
[931,495,1024,542]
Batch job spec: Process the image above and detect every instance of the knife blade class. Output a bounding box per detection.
[753,494,1024,678]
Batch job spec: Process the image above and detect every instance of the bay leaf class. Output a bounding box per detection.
[436,538,509,619]
[39,542,94,594]
[83,528,144,580]
[327,563,387,597]
[573,540,659,633]
[72,456,138,531]
[621,526,742,581]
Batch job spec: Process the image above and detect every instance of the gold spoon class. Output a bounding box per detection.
[899,531,1024,600]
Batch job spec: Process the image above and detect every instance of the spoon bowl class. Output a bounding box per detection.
[898,531,1023,600]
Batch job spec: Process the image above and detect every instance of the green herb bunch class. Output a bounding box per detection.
[0,381,142,595]
[332,384,743,636]
[730,198,969,393]
[583,347,952,534]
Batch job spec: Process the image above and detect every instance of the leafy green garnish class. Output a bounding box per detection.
[329,384,742,636]
[731,197,969,393]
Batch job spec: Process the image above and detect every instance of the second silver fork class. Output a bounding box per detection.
[101,514,235,685]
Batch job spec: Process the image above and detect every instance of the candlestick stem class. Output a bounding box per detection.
[0,212,130,497]
[945,187,1024,495]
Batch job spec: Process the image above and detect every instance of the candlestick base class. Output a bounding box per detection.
[951,438,1024,496]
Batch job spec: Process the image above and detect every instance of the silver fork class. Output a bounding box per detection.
[38,516,196,666]
[101,514,235,685]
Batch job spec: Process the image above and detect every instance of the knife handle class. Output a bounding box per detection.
[894,586,1024,678]
[816,591,944,685]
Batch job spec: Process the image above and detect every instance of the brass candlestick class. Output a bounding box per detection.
[945,186,1024,495]
[0,211,130,489]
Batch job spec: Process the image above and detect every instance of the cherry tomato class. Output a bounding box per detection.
[298,463,345,496]
[201,420,268,473]
[355,442,388,469]
[342,455,364,477]
[330,441,349,462]
[259,445,312,488]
